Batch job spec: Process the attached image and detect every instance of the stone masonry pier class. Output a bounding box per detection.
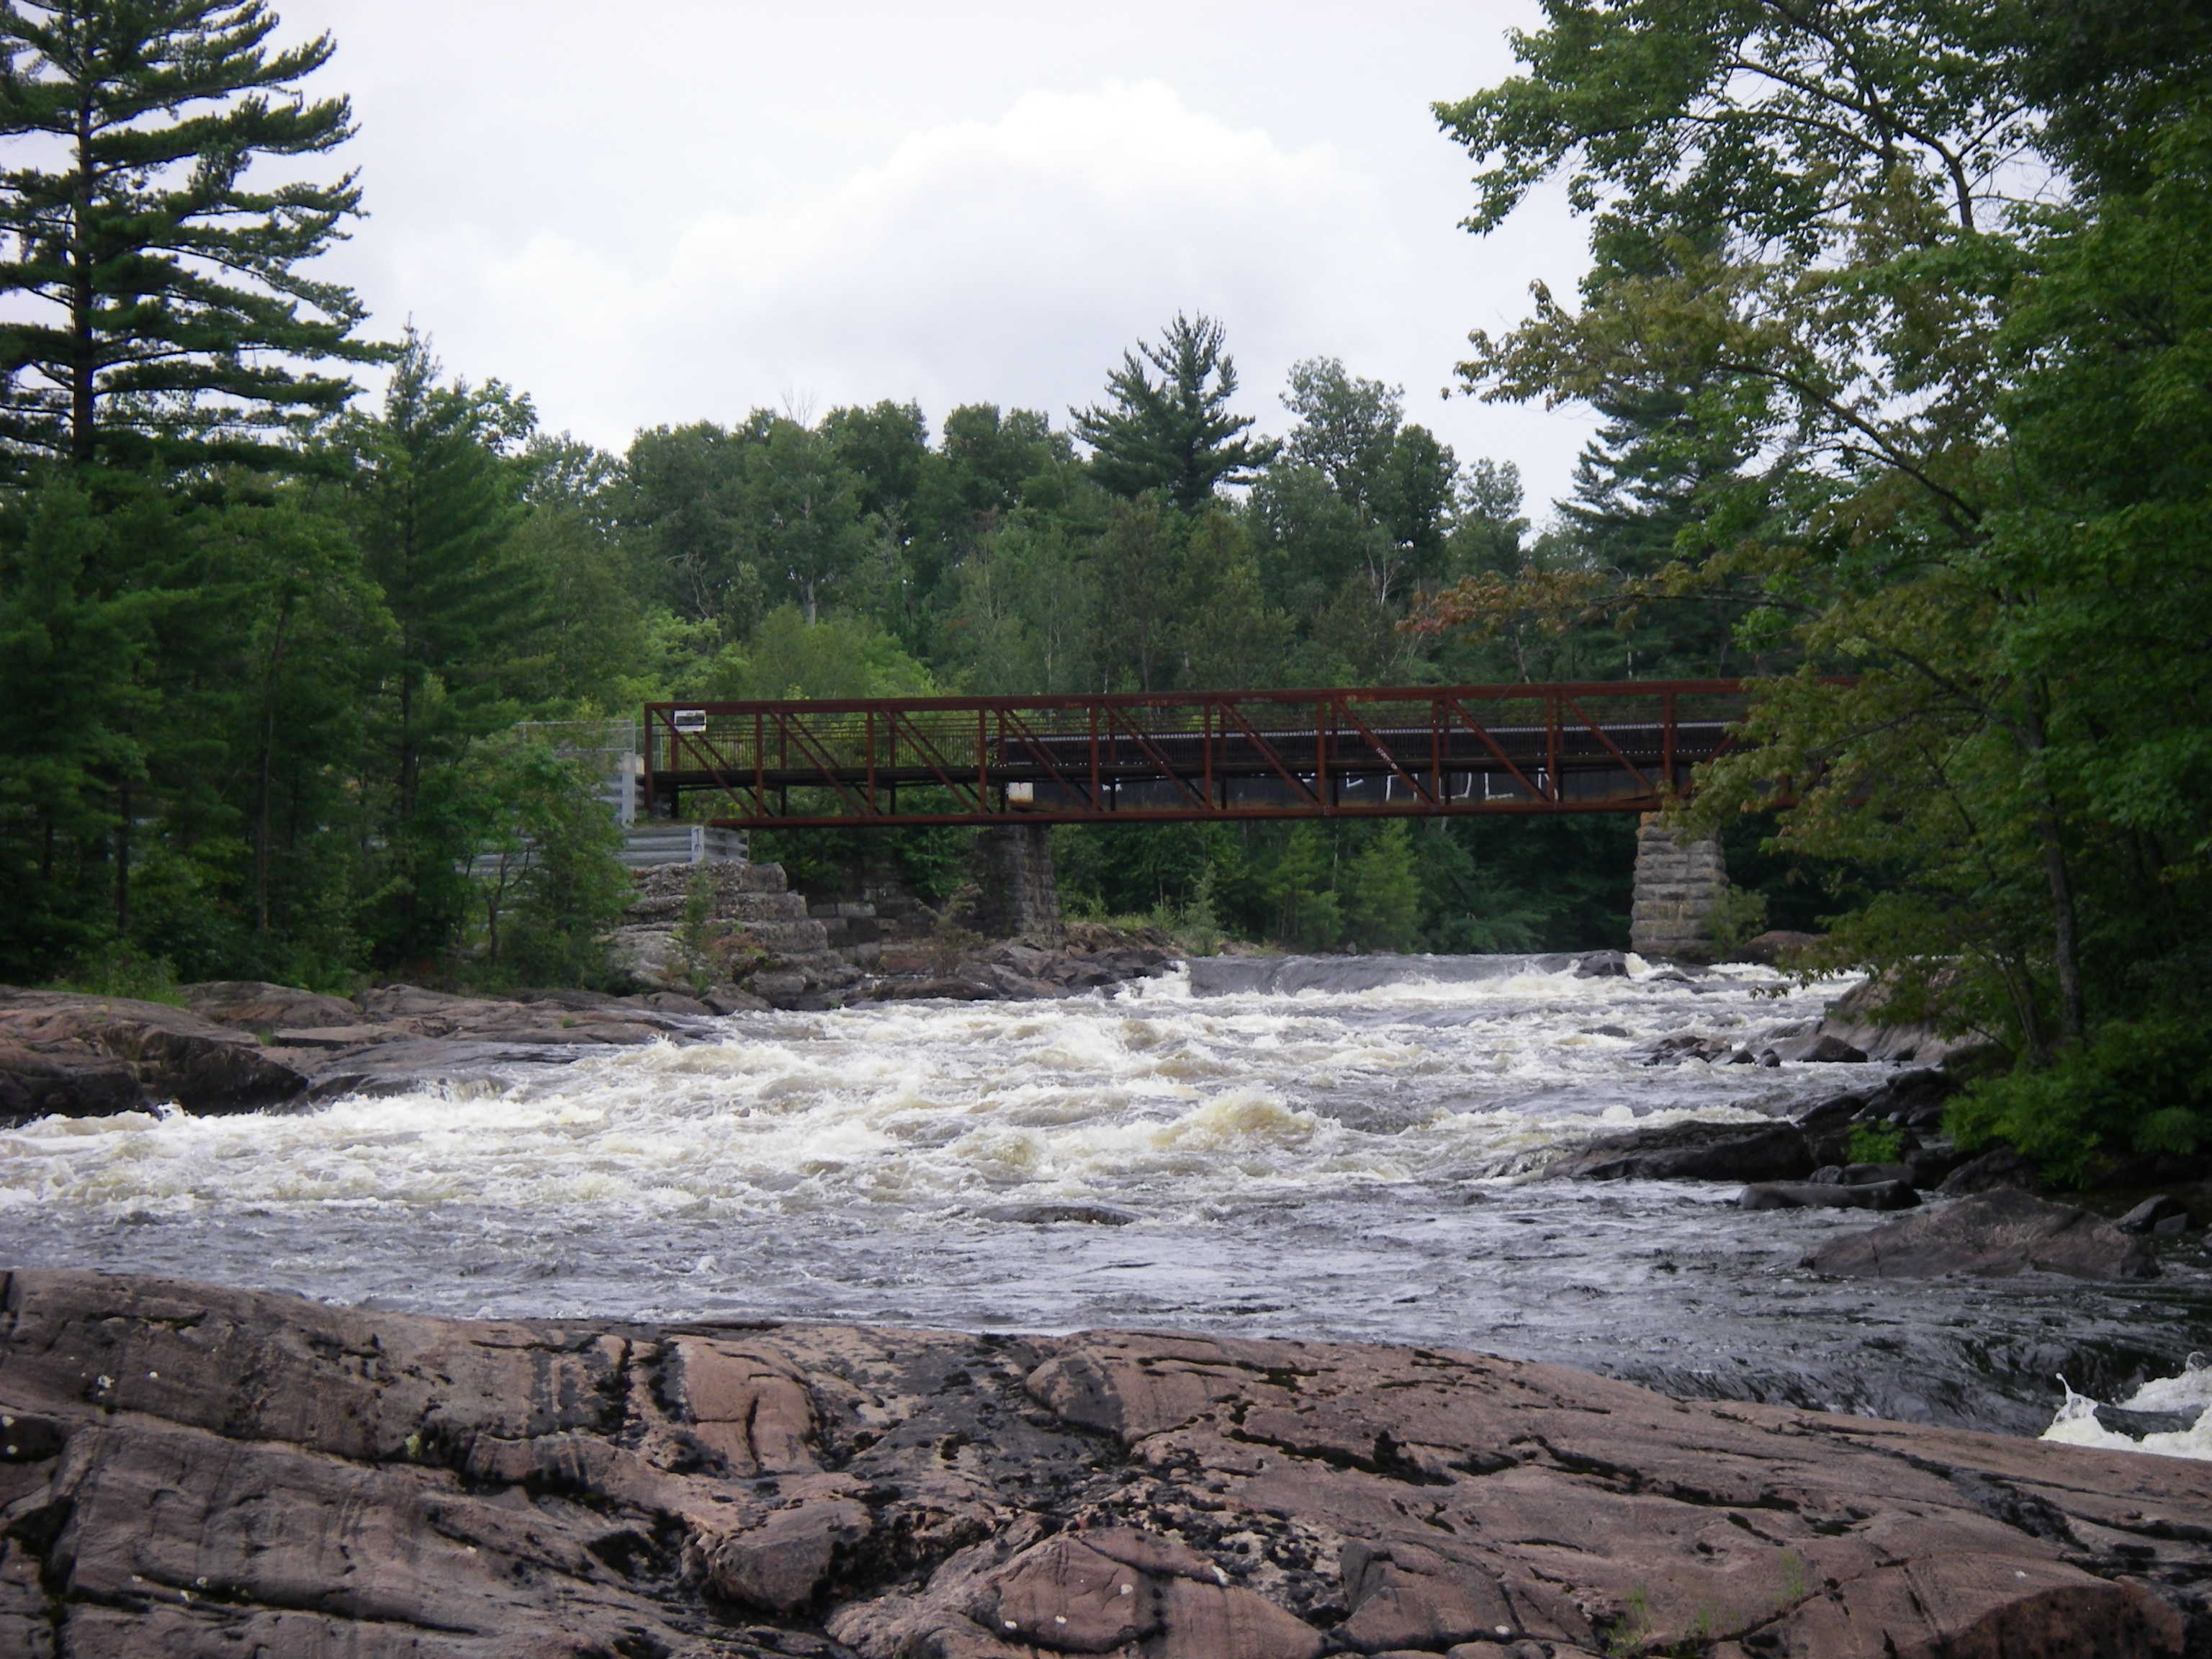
[1629,813,1727,961]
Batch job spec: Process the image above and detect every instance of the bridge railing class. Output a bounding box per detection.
[640,682,1760,828]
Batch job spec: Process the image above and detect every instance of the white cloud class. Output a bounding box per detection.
[310,0,1603,515]
[461,81,1403,446]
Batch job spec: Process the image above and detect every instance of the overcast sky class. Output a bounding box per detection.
[289,1,1601,516]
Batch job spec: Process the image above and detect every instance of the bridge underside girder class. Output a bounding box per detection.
[643,683,1755,831]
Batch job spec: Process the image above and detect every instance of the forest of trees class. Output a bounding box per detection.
[2,1,2208,1174]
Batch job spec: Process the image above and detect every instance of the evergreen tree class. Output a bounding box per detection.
[1072,313,1277,511]
[0,471,164,976]
[1092,495,1183,691]
[1267,823,1342,950]
[1179,510,1290,691]
[0,0,382,473]
[343,330,541,965]
[1342,822,1422,952]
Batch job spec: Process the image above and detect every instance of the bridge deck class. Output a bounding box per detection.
[643,683,1755,829]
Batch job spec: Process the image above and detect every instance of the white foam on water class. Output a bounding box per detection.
[2041,1355,2212,1462]
[0,956,1857,1228]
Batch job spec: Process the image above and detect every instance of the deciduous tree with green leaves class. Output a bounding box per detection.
[1429,0,2212,1172]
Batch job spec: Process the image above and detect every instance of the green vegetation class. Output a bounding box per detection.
[1421,0,2212,1180]
[1845,1125,1907,1168]
[1,1,2205,1176]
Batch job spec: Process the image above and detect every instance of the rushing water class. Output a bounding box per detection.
[2,953,2206,1441]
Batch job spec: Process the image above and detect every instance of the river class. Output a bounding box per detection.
[1,953,2205,1440]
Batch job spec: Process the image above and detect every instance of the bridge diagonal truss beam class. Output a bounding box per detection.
[1102,703,1214,812]
[641,680,1771,830]
[1333,696,1438,809]
[1219,701,1323,809]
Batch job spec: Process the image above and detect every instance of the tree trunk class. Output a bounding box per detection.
[255,593,296,935]
[113,781,130,937]
[2020,691,2085,1048]
[71,95,97,464]
[2038,813,2085,1048]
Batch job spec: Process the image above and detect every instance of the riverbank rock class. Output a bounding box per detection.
[0,989,311,1124]
[0,1268,2204,1658]
[0,982,739,1122]
[1807,1188,2161,1281]
[863,933,1177,1003]
[1736,928,1822,966]
[2116,1195,2195,1237]
[1545,1119,1812,1183]
[180,979,365,1032]
[1938,1146,2042,1195]
[1740,1179,1921,1211]
[1775,1031,1871,1064]
[1812,974,1997,1066]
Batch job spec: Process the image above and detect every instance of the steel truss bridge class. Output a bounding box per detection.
[642,682,1760,830]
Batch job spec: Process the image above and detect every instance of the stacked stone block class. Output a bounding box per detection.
[609,861,861,1002]
[1629,814,1727,962]
[971,823,1064,943]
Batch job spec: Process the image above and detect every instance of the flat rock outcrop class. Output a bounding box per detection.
[866,936,1178,1004]
[1807,1188,2161,1281]
[4,1268,2205,1658]
[1810,976,1995,1068]
[0,989,313,1124]
[179,979,364,1032]
[0,983,727,1123]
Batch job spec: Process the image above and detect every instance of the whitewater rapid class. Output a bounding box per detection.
[1,953,2206,1442]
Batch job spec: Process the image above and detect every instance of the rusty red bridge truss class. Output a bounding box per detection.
[642,681,1761,830]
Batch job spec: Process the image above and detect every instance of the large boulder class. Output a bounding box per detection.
[1813,974,1995,1066]
[0,989,310,1123]
[1735,928,1822,966]
[1775,1031,1871,1064]
[1546,1119,1813,1183]
[0,1268,2202,1658]
[0,1042,143,1123]
[2115,1195,2195,1237]
[1938,1146,2042,1195]
[1739,1179,1921,1212]
[1807,1188,2161,1281]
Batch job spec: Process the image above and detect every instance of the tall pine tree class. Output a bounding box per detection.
[1072,313,1277,512]
[0,0,382,472]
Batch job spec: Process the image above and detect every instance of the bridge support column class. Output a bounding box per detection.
[971,824,1063,943]
[1629,814,1726,963]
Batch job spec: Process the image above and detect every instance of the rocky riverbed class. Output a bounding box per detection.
[1,1266,2208,1658]
[4,950,2211,1652]
[3,953,2207,1447]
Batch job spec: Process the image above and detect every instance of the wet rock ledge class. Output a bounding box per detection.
[1,1270,2206,1658]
